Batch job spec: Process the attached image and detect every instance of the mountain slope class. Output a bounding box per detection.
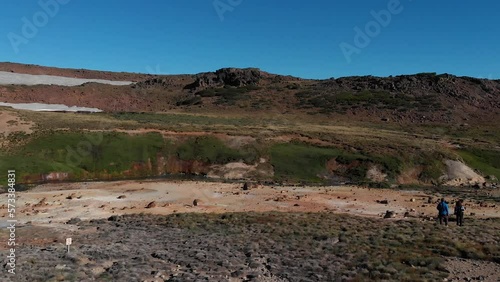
[0,63,498,125]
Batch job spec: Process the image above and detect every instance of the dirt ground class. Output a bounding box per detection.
[1,180,499,281]
[2,180,498,225]
[0,110,33,135]
[444,257,500,282]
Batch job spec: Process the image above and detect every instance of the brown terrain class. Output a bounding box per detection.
[0,62,499,125]
[2,180,498,224]
[0,63,499,281]
[1,180,499,281]
[0,62,152,82]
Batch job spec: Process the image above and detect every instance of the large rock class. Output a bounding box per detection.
[384,211,396,218]
[440,160,485,186]
[366,165,387,182]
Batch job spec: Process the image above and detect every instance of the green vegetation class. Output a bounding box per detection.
[0,132,164,182]
[458,148,500,180]
[177,136,257,164]
[176,95,202,106]
[197,85,260,105]
[2,107,498,186]
[111,112,255,127]
[270,143,345,182]
[0,132,260,183]
[269,142,402,183]
[295,90,442,114]
[126,212,500,281]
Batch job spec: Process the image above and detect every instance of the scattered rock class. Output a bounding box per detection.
[377,200,389,205]
[193,199,199,206]
[146,202,157,209]
[486,175,498,181]
[384,211,395,219]
[66,218,81,225]
[33,197,48,207]
[108,215,120,221]
[117,195,127,199]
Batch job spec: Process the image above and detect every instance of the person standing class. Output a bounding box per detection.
[454,200,465,226]
[437,198,449,226]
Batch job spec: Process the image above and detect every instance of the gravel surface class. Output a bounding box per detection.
[444,257,500,282]
[4,213,499,282]
[0,71,133,86]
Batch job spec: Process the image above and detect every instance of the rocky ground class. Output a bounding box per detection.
[1,180,498,224]
[444,257,500,282]
[1,212,499,282]
[0,180,499,281]
[1,62,499,124]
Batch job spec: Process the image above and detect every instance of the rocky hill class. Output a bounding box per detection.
[1,63,499,186]
[0,63,498,125]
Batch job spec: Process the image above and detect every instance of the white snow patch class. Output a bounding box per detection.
[0,71,133,86]
[0,102,102,112]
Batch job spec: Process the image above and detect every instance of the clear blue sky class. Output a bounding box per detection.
[0,0,498,79]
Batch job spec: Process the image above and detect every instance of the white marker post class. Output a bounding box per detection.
[66,238,72,253]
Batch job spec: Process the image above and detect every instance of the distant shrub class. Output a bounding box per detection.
[416,72,437,77]
[196,85,261,105]
[176,96,202,106]
[294,90,441,114]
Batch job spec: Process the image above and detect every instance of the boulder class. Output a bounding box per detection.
[384,211,395,218]
[66,218,81,225]
[441,160,485,186]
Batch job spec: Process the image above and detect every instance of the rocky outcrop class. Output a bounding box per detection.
[366,165,387,182]
[134,77,175,89]
[157,155,210,175]
[42,172,69,182]
[184,68,264,91]
[207,160,274,180]
[440,160,485,186]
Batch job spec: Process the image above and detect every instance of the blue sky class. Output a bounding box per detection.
[0,0,498,79]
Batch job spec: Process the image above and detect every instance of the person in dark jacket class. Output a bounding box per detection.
[437,198,449,226]
[454,200,465,226]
